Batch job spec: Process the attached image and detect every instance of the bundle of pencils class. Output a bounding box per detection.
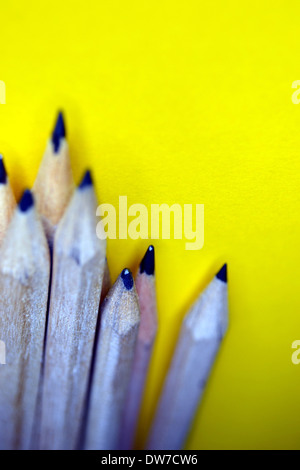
[0,112,228,450]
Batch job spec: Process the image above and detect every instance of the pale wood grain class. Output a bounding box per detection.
[147,274,228,450]
[84,270,140,450]
[0,161,16,244]
[39,178,106,450]
[119,261,158,449]
[33,139,74,245]
[0,197,50,450]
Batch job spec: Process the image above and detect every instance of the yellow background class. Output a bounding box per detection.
[1,0,300,450]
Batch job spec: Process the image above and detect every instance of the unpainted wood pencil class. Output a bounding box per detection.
[100,257,111,303]
[33,111,74,244]
[147,264,228,450]
[119,245,158,449]
[0,190,50,450]
[84,269,140,450]
[39,170,106,450]
[0,155,16,244]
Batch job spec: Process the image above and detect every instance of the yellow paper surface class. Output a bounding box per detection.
[0,0,300,449]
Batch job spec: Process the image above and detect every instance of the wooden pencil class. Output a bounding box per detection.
[84,269,140,450]
[0,155,16,244]
[100,257,111,303]
[39,170,106,450]
[146,264,228,450]
[33,111,74,245]
[0,190,50,450]
[119,245,158,449]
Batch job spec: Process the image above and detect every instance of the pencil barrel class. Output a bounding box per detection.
[40,254,105,450]
[84,274,140,450]
[86,328,138,449]
[147,276,228,450]
[119,339,154,450]
[0,204,50,450]
[147,334,222,450]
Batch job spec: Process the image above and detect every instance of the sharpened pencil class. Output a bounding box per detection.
[146,264,228,450]
[39,170,106,450]
[0,190,50,450]
[33,111,74,244]
[84,269,140,450]
[119,245,158,450]
[0,155,16,244]
[100,258,111,303]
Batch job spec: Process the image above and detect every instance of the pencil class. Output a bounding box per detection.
[119,245,158,449]
[39,170,106,450]
[0,190,50,450]
[146,264,228,450]
[33,111,74,245]
[0,155,16,244]
[100,257,111,303]
[84,268,140,450]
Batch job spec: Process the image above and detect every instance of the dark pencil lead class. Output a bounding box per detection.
[0,156,7,184]
[140,245,155,275]
[19,189,34,212]
[79,170,93,189]
[216,264,227,283]
[52,111,66,153]
[121,268,134,290]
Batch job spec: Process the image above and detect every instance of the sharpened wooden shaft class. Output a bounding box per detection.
[147,266,228,450]
[0,191,50,450]
[119,245,157,449]
[40,172,106,450]
[33,112,74,245]
[84,269,140,450]
[0,155,16,245]
[100,258,111,303]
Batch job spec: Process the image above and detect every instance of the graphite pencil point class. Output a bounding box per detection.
[52,111,66,153]
[19,190,34,212]
[0,156,7,184]
[119,244,157,450]
[79,170,93,189]
[140,245,155,275]
[85,270,140,450]
[147,267,228,450]
[33,110,74,243]
[216,263,227,283]
[121,268,134,290]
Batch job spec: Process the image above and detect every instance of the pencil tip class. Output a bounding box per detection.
[140,245,155,275]
[19,189,34,212]
[79,170,93,189]
[121,268,134,290]
[52,111,66,153]
[216,264,227,283]
[0,155,7,184]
